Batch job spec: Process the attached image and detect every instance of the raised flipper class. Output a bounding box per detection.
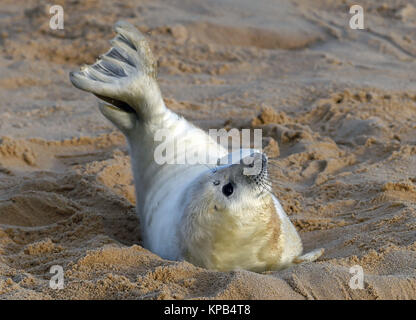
[69,20,165,124]
[293,248,324,264]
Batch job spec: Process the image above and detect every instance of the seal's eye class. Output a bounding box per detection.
[222,183,234,197]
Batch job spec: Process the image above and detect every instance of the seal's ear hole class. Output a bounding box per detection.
[213,180,220,186]
[222,183,234,197]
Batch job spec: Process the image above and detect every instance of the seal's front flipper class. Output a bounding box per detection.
[293,248,324,264]
[69,20,165,124]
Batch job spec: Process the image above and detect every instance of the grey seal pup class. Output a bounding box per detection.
[70,21,323,272]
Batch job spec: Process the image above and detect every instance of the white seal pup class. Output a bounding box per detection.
[69,21,324,272]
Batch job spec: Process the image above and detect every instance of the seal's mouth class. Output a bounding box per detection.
[95,94,136,114]
[245,153,271,193]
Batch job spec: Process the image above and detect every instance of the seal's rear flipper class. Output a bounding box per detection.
[69,20,166,124]
[293,248,324,264]
[98,102,136,134]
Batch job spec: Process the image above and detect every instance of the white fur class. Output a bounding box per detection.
[272,195,303,266]
[127,107,227,260]
[69,20,323,271]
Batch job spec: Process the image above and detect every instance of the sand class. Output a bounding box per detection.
[0,0,416,299]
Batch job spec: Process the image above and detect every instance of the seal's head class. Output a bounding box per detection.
[180,152,284,271]
[191,152,270,214]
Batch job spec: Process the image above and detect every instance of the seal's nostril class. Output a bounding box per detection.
[261,154,268,168]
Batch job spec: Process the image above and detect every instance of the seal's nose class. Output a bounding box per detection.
[241,152,266,176]
[261,153,267,167]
